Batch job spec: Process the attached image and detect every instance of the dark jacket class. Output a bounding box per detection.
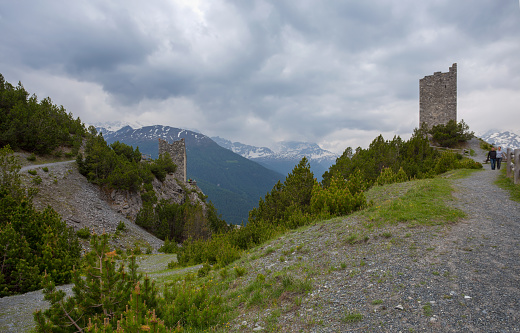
[488,150,497,159]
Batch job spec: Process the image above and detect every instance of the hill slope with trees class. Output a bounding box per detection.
[98,125,285,225]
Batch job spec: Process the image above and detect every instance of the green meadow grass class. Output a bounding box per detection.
[495,169,520,202]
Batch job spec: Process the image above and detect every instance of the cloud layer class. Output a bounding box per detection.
[1,0,519,153]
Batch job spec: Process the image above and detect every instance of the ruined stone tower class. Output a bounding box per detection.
[419,63,457,128]
[158,138,186,182]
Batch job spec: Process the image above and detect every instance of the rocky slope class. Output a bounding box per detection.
[18,154,207,253]
[20,158,163,252]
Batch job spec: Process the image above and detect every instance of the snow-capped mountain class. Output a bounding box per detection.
[211,137,339,179]
[479,130,520,150]
[91,121,145,134]
[97,124,210,147]
[210,137,275,159]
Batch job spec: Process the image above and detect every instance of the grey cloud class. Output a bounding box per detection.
[1,0,519,152]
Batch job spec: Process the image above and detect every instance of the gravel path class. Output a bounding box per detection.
[230,140,520,332]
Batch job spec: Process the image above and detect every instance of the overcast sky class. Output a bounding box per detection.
[1,1,519,154]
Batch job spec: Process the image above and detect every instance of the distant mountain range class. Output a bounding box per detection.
[211,137,338,180]
[479,130,520,150]
[94,123,284,225]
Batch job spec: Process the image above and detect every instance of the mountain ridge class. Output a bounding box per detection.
[211,137,338,180]
[479,130,520,150]
[94,124,284,225]
[94,121,338,181]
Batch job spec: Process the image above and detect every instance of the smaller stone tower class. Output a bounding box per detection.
[158,138,186,182]
[419,63,457,129]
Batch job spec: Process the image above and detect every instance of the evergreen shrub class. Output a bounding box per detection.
[1,146,81,295]
[76,227,91,239]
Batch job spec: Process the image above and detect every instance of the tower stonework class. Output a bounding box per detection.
[419,63,457,128]
[158,138,187,182]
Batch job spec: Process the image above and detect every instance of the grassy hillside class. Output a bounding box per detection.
[87,170,475,330]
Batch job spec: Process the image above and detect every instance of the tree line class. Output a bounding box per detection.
[168,125,481,268]
[0,74,86,155]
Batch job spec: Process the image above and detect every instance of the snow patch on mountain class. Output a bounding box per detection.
[211,137,339,179]
[91,121,143,134]
[271,141,338,161]
[479,130,520,150]
[212,137,338,162]
[211,137,275,159]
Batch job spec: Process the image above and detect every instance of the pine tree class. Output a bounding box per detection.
[34,233,165,332]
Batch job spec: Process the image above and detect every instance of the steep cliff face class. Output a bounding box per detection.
[103,174,206,222]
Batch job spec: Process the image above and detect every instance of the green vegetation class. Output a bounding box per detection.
[343,311,364,323]
[168,127,479,271]
[31,152,475,331]
[76,131,176,192]
[35,233,229,332]
[496,169,520,202]
[136,193,228,243]
[323,127,479,189]
[77,130,229,242]
[35,233,177,332]
[422,304,433,317]
[170,157,362,268]
[362,177,465,227]
[0,146,81,296]
[116,220,126,232]
[479,138,494,151]
[76,227,91,239]
[428,119,474,148]
[363,169,474,229]
[0,74,86,155]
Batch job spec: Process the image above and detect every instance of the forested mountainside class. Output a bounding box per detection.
[97,125,284,225]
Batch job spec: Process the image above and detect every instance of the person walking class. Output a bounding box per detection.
[496,146,505,170]
[487,147,497,170]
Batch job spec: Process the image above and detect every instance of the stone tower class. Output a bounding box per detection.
[158,138,186,182]
[419,63,457,128]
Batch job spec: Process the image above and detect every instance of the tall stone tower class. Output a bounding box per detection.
[158,138,187,182]
[419,63,457,128]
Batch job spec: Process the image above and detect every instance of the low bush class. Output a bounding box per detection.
[76,227,91,239]
[116,220,126,232]
[159,237,178,253]
[32,175,42,185]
